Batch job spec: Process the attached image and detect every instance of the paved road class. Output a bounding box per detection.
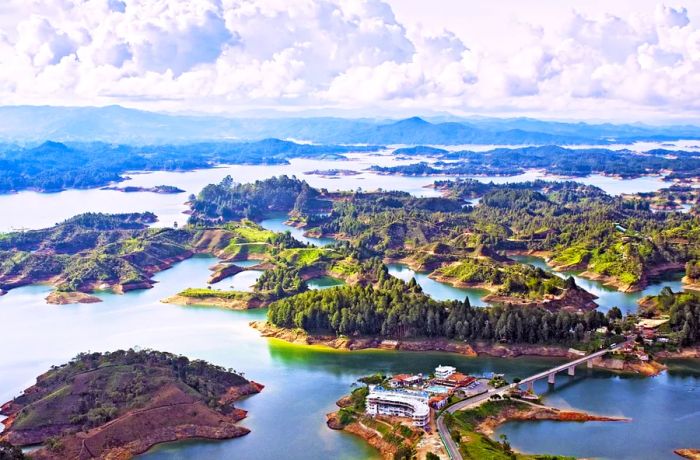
[436,346,617,459]
[436,390,493,460]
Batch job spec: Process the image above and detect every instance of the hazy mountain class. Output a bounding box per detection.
[1,105,700,145]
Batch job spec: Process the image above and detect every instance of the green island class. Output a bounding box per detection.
[0,140,381,193]
[186,175,700,296]
[3,175,699,364]
[371,145,700,180]
[0,349,263,459]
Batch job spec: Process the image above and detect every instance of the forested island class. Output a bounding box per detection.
[0,139,381,193]
[0,349,263,459]
[264,264,612,349]
[101,184,186,194]
[0,212,321,302]
[372,145,700,180]
[3,175,700,356]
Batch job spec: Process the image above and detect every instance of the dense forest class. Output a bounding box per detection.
[0,140,380,193]
[189,175,332,223]
[268,263,609,345]
[254,267,308,299]
[433,257,573,300]
[287,177,700,290]
[181,175,700,294]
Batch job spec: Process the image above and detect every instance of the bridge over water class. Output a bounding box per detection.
[437,345,619,460]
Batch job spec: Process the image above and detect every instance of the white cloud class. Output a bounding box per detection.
[0,0,699,120]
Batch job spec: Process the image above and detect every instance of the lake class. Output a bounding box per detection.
[0,146,698,459]
[0,151,674,232]
[0,256,697,460]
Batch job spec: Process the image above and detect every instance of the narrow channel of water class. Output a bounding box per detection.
[386,263,490,305]
[259,215,335,247]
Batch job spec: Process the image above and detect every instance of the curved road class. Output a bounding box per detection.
[436,390,495,460]
[436,346,616,459]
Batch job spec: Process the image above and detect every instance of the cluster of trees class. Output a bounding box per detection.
[11,349,250,434]
[314,190,469,255]
[436,258,570,299]
[268,269,608,344]
[267,230,308,249]
[254,267,308,299]
[189,175,312,223]
[651,289,700,346]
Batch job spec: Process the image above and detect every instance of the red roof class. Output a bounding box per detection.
[446,372,473,383]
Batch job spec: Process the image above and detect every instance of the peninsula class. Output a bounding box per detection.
[0,349,263,459]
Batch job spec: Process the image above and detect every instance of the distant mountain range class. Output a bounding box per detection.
[1,105,700,145]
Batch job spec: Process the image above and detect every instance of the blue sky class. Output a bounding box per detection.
[0,0,699,122]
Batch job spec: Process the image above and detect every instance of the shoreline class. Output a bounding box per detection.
[507,250,690,293]
[474,402,629,438]
[250,322,686,376]
[163,294,265,310]
[327,395,628,460]
[249,321,684,376]
[45,291,102,305]
[326,413,396,460]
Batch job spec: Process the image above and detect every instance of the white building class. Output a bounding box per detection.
[365,387,430,427]
[435,365,456,380]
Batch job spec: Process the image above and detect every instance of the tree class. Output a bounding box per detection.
[607,306,622,321]
[393,445,415,460]
[0,441,26,460]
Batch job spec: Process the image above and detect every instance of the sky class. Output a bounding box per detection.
[1,0,700,122]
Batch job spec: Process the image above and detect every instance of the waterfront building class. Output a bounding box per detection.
[388,373,424,388]
[429,395,448,410]
[434,365,456,379]
[433,372,475,388]
[365,387,430,427]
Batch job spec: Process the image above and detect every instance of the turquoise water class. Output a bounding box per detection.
[0,256,698,459]
[307,276,345,290]
[387,263,490,305]
[259,215,335,247]
[495,360,700,460]
[0,147,697,459]
[510,255,686,314]
[232,260,261,268]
